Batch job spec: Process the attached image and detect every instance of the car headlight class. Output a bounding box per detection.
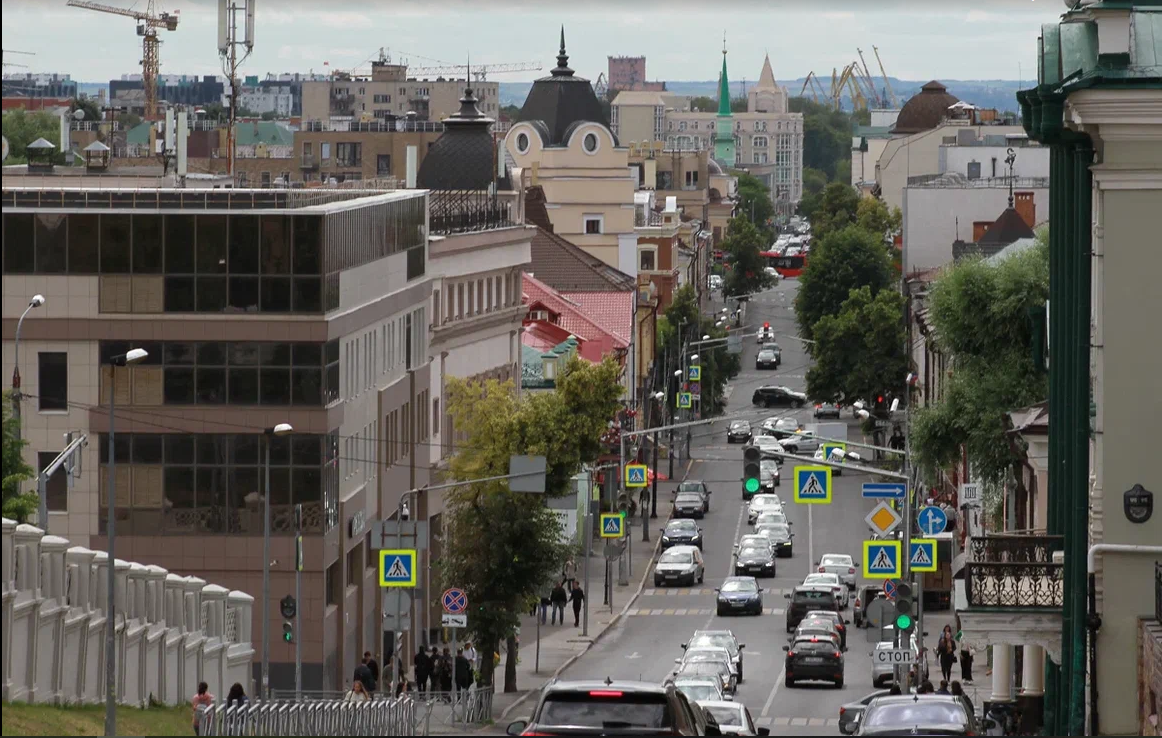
[661,535,670,542]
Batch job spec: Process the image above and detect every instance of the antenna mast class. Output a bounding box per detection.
[218,0,256,180]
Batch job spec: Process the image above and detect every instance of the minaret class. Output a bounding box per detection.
[714,33,736,166]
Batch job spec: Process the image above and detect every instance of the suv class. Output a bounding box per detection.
[782,636,845,688]
[784,585,840,632]
[506,679,725,736]
[752,385,808,408]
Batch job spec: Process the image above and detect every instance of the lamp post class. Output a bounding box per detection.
[104,347,149,738]
[651,392,664,519]
[11,295,45,495]
[393,489,421,693]
[261,422,294,701]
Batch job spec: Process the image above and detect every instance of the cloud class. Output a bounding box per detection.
[822,11,856,20]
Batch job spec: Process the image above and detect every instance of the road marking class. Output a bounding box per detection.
[676,608,688,615]
[625,652,641,659]
[701,496,748,631]
[791,717,808,726]
[760,666,785,717]
[808,717,826,726]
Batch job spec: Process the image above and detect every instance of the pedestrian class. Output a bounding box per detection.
[937,679,950,694]
[888,684,902,696]
[463,641,479,675]
[919,680,935,694]
[955,621,974,683]
[191,681,214,736]
[344,680,370,702]
[455,648,473,692]
[539,585,551,625]
[937,625,957,684]
[439,647,454,695]
[364,650,380,686]
[550,580,568,625]
[414,645,432,694]
[395,674,410,698]
[562,556,578,588]
[354,658,375,695]
[569,581,585,627]
[226,682,247,708]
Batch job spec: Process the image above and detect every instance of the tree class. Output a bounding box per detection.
[855,197,902,242]
[721,216,772,301]
[809,181,861,242]
[806,286,908,406]
[440,357,623,691]
[499,104,521,120]
[117,111,142,130]
[1,110,63,164]
[795,225,894,344]
[2,392,37,523]
[910,236,1050,486]
[802,167,828,197]
[70,97,100,124]
[788,97,860,181]
[659,285,740,417]
[734,171,775,244]
[689,96,716,112]
[260,110,277,121]
[730,96,748,113]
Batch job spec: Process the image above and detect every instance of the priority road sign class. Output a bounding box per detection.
[917,506,948,536]
[863,540,901,578]
[820,441,846,463]
[442,588,468,614]
[677,392,693,409]
[688,365,702,382]
[625,464,648,488]
[862,482,907,500]
[865,501,902,536]
[793,466,832,504]
[600,513,624,538]
[379,549,417,588]
[909,539,938,572]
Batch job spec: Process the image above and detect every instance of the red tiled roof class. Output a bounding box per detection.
[523,321,575,353]
[562,291,633,346]
[522,274,630,361]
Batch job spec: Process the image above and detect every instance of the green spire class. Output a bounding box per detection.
[717,46,731,116]
[714,33,736,166]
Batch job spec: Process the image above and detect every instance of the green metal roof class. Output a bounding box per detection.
[126,121,152,145]
[234,121,294,146]
[854,124,893,139]
[1039,9,1162,92]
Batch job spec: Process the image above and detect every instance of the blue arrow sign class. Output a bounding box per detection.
[917,506,948,536]
[862,482,907,500]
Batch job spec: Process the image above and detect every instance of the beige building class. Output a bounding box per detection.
[294,123,444,184]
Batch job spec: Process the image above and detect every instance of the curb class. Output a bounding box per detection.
[499,535,664,721]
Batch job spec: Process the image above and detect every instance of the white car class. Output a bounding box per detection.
[753,510,790,529]
[697,700,764,736]
[674,677,728,705]
[762,416,801,438]
[747,494,783,523]
[750,435,785,461]
[803,572,849,608]
[818,553,857,590]
[871,629,925,688]
[677,645,738,684]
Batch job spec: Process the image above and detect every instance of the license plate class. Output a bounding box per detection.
[666,574,678,579]
[803,657,824,664]
[731,601,745,607]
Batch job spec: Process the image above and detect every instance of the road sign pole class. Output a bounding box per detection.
[901,392,914,690]
[294,505,302,703]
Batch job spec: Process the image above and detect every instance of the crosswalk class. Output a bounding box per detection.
[755,716,840,727]
[629,607,785,616]
[642,587,793,597]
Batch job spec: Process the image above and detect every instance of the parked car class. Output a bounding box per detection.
[756,350,778,370]
[683,630,745,683]
[752,385,808,408]
[697,700,770,736]
[782,636,845,688]
[727,420,753,444]
[661,519,704,550]
[655,545,706,587]
[853,694,987,736]
[785,585,841,632]
[814,402,842,419]
[715,577,764,617]
[734,542,776,578]
[674,491,706,519]
[838,690,890,735]
[817,553,858,590]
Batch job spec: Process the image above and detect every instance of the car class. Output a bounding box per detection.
[736,534,777,558]
[763,266,780,282]
[760,342,782,365]
[853,585,884,628]
[838,690,890,735]
[814,402,842,419]
[761,416,799,439]
[792,620,843,651]
[504,679,724,737]
[754,523,793,557]
[661,519,705,550]
[755,350,778,370]
[697,700,770,736]
[818,553,858,590]
[752,385,808,408]
[677,480,712,513]
[784,585,841,632]
[715,576,764,617]
[870,628,926,687]
[753,510,790,529]
[674,659,735,696]
[655,545,705,587]
[756,325,775,343]
[853,694,988,736]
[727,420,753,444]
[674,491,706,519]
[748,435,785,461]
[671,676,727,708]
[803,573,849,608]
[676,647,737,686]
[783,635,845,688]
[746,494,782,524]
[734,542,776,578]
[804,610,849,650]
[709,274,724,290]
[684,630,746,683]
[759,459,780,491]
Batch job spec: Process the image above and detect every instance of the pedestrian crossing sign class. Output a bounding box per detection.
[688,365,702,382]
[862,540,901,578]
[909,539,938,572]
[378,549,417,588]
[677,392,693,409]
[820,442,846,463]
[793,466,832,504]
[625,464,648,488]
[600,513,624,539]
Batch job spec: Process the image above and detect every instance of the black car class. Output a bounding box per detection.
[505,679,724,736]
[761,342,782,365]
[715,576,764,616]
[734,543,776,578]
[752,385,808,408]
[661,519,704,550]
[759,460,780,491]
[782,636,844,688]
[673,492,705,519]
[727,420,753,444]
[784,585,840,632]
[854,694,987,736]
[759,523,794,558]
[677,480,712,513]
[756,350,778,370]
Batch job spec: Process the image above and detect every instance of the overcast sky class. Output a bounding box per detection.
[3,0,1063,84]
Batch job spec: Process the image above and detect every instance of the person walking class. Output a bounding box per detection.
[569,581,585,627]
[354,658,375,695]
[191,681,214,735]
[937,625,957,684]
[455,648,473,692]
[439,647,454,696]
[414,645,432,695]
[538,585,551,625]
[955,621,975,683]
[344,680,370,702]
[463,642,479,677]
[562,556,578,589]
[226,682,247,708]
[550,580,568,625]
[364,651,380,687]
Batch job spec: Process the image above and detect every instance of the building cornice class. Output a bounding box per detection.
[1090,163,1162,189]
[1066,88,1162,141]
[431,304,527,345]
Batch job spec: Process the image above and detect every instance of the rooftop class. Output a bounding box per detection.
[0,184,423,212]
[527,225,637,293]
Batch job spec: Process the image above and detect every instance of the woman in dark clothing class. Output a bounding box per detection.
[439,647,454,694]
[226,682,247,708]
[937,624,957,683]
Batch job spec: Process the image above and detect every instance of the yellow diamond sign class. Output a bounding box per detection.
[865,501,902,536]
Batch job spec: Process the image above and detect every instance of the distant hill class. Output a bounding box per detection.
[499,78,1024,115]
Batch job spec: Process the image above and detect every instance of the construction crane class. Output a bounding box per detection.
[3,49,35,70]
[66,0,179,121]
[856,48,885,107]
[408,61,543,82]
[594,72,608,99]
[848,57,879,108]
[798,71,827,104]
[872,45,899,108]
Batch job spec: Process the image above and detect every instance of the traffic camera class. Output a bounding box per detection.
[743,446,762,495]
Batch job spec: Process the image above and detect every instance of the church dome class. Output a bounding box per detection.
[517,27,611,146]
[416,85,496,191]
[890,81,960,135]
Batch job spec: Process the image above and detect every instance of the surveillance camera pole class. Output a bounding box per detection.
[393,488,420,694]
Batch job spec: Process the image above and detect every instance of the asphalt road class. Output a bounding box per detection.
[554,281,913,736]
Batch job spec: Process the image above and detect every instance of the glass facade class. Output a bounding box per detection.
[98,431,338,536]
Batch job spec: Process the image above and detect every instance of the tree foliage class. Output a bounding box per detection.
[689,96,716,112]
[910,238,1050,485]
[734,172,775,242]
[1,110,64,165]
[658,285,740,417]
[788,98,858,180]
[806,286,908,405]
[805,182,862,242]
[70,98,100,124]
[2,391,37,523]
[855,197,902,243]
[795,225,894,344]
[721,216,774,301]
[439,358,623,691]
[802,167,828,197]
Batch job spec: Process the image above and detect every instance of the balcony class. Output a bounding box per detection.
[300,153,318,169]
[429,189,515,235]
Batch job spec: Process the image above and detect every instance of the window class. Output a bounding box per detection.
[377,154,391,176]
[679,121,687,131]
[326,560,341,606]
[347,543,361,586]
[302,141,313,158]
[320,142,331,161]
[38,352,68,411]
[753,152,769,164]
[336,142,361,168]
[35,214,68,273]
[582,132,599,153]
[515,132,530,154]
[639,248,657,271]
[584,216,603,235]
[39,451,69,512]
[100,214,131,273]
[685,170,699,188]
[753,135,769,149]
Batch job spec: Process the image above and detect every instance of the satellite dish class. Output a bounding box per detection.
[2,136,9,162]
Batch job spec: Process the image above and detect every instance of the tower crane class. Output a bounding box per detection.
[66,0,179,121]
[856,48,885,107]
[872,46,899,108]
[798,71,827,104]
[408,61,543,82]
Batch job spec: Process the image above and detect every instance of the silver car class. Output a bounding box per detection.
[685,630,746,682]
[677,646,738,684]
[674,659,735,695]
[747,494,783,524]
[673,677,727,705]
[838,690,890,734]
[871,630,924,688]
[818,553,857,590]
[754,510,790,529]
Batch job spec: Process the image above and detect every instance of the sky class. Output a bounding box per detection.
[2,0,1065,84]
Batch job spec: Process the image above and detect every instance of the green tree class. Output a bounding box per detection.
[855,197,902,242]
[802,167,828,197]
[659,285,740,417]
[721,216,772,301]
[806,286,908,405]
[440,357,623,691]
[809,181,861,242]
[70,97,101,124]
[2,391,37,523]
[117,111,142,130]
[910,236,1050,486]
[734,171,775,243]
[1,109,63,164]
[689,96,716,112]
[795,224,894,344]
[500,103,521,120]
[730,96,748,113]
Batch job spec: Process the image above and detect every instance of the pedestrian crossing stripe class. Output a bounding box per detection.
[794,465,832,504]
[378,549,417,588]
[599,513,624,538]
[909,538,938,572]
[862,540,901,578]
[642,588,793,597]
[754,717,840,727]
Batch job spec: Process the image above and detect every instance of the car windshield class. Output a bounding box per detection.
[660,550,694,564]
[806,574,839,585]
[675,683,720,703]
[667,520,696,532]
[863,702,967,728]
[690,635,736,654]
[756,512,786,522]
[760,460,779,471]
[676,493,702,503]
[753,496,779,507]
[755,437,778,446]
[721,579,757,593]
[730,422,748,431]
[677,662,725,677]
[703,705,743,726]
[539,692,671,729]
[759,351,774,359]
[679,482,705,492]
[794,590,834,602]
[684,651,726,664]
[822,555,853,566]
[757,526,788,539]
[738,546,768,558]
[739,537,768,549]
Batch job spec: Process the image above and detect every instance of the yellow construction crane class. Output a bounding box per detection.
[349,47,542,82]
[873,45,899,108]
[856,48,885,107]
[67,0,179,121]
[798,71,828,104]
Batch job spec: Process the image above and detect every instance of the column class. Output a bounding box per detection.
[1021,644,1044,696]
[991,644,1015,702]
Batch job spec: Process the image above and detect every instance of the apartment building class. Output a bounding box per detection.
[1,180,435,693]
[111,74,226,110]
[1,73,77,99]
[295,122,445,184]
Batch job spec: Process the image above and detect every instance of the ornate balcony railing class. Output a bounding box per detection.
[429,189,515,235]
[968,534,1063,563]
[965,561,1064,608]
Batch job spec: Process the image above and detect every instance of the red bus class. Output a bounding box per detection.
[760,251,808,278]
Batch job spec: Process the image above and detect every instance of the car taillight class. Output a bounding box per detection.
[848,567,856,574]
[855,598,862,608]
[588,690,623,697]
[834,651,842,659]
[839,707,846,716]
[786,651,795,658]
[815,404,821,409]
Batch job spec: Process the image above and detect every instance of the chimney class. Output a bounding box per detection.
[972,221,991,243]
[1014,192,1036,229]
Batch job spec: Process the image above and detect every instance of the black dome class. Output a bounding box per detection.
[517,26,609,146]
[891,80,960,135]
[417,85,496,191]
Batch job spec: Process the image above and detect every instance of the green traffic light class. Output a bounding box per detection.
[745,478,760,493]
[895,613,913,630]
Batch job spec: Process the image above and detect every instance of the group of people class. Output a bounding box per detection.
[532,558,585,627]
[345,651,383,701]
[936,623,975,684]
[412,644,476,697]
[189,681,248,735]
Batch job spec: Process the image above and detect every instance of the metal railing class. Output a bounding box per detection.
[302,120,446,133]
[964,561,1064,608]
[968,534,1063,563]
[198,697,422,736]
[419,688,494,728]
[429,189,515,235]
[906,173,1050,189]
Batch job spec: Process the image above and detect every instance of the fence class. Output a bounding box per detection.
[199,697,422,736]
[421,688,494,730]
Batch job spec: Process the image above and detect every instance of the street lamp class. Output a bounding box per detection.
[690,354,700,362]
[392,488,422,690]
[104,347,148,738]
[261,422,293,700]
[11,294,45,460]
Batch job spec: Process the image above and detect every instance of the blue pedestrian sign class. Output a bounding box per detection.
[378,549,417,588]
[600,513,624,538]
[820,442,846,463]
[688,365,702,382]
[909,539,938,572]
[625,464,648,488]
[917,506,948,536]
[677,392,693,409]
[793,465,832,504]
[442,588,468,614]
[862,482,907,500]
[863,540,902,578]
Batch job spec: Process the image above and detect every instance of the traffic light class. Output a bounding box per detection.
[763,322,770,329]
[895,581,914,632]
[743,446,762,495]
[283,621,294,643]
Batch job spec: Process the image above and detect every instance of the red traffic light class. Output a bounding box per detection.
[763,322,770,329]
[877,395,884,403]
